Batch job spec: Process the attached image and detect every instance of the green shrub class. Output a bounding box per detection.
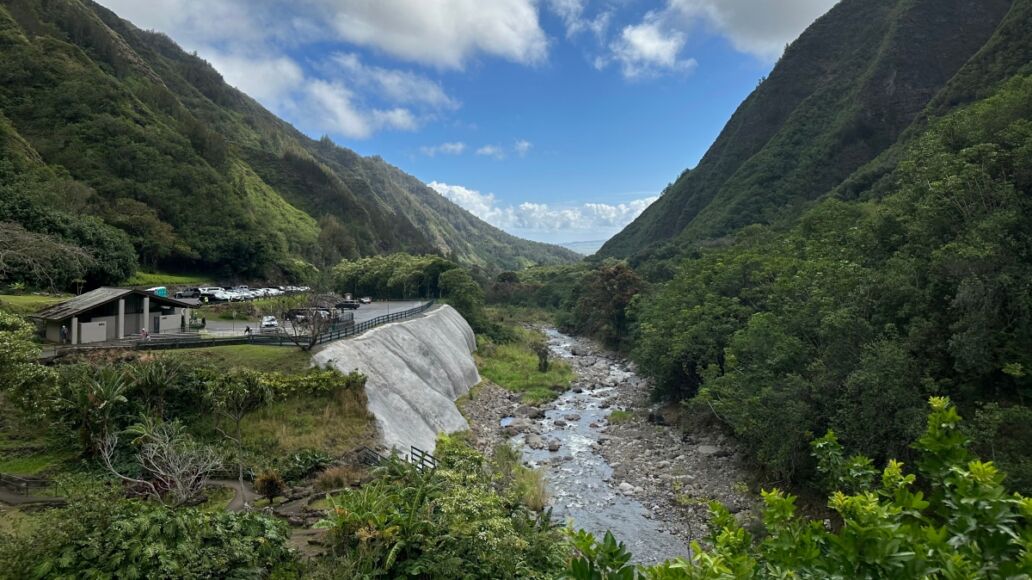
[315,435,565,577]
[255,468,287,501]
[566,398,1032,578]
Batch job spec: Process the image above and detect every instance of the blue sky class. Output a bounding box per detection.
[98,0,837,247]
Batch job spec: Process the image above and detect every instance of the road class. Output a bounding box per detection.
[201,300,426,335]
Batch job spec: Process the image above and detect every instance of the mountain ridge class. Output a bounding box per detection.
[0,0,577,286]
[599,0,1019,263]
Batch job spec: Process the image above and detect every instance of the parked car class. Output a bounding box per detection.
[337,300,361,310]
[260,316,278,329]
[175,287,201,299]
[359,296,372,304]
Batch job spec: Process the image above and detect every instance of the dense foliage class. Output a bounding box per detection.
[600,0,1024,262]
[0,0,575,289]
[567,399,1032,578]
[632,75,1032,485]
[332,253,458,299]
[0,476,294,578]
[313,435,565,578]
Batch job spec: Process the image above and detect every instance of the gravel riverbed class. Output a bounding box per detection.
[461,328,757,564]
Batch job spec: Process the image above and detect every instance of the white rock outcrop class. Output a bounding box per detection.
[312,305,479,453]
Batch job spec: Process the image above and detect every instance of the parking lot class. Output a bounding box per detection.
[201,300,426,335]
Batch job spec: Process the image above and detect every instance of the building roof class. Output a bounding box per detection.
[31,287,193,321]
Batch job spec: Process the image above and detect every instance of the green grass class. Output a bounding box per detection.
[124,271,211,286]
[0,450,74,475]
[477,328,574,405]
[0,293,70,315]
[238,389,375,458]
[608,410,634,425]
[162,345,312,374]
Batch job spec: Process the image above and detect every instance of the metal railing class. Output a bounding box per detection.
[311,300,436,345]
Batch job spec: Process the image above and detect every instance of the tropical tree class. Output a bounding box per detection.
[207,370,272,502]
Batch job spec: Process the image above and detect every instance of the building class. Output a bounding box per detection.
[30,287,193,345]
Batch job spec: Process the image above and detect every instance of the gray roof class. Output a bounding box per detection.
[32,287,192,321]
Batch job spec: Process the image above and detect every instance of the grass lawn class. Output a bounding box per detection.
[124,271,210,286]
[239,389,376,457]
[0,450,74,476]
[477,328,574,405]
[0,293,70,315]
[161,345,312,374]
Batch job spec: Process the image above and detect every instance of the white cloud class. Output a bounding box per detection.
[514,140,533,157]
[330,53,459,110]
[476,145,507,160]
[304,81,418,139]
[428,181,658,240]
[667,0,837,60]
[420,142,467,157]
[322,0,548,69]
[203,51,304,107]
[609,17,696,79]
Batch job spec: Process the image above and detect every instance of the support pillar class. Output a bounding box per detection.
[142,296,150,335]
[70,316,78,345]
[117,298,125,339]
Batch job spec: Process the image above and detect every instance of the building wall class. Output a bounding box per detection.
[79,320,108,344]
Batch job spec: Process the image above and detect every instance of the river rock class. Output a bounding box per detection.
[619,481,635,494]
[564,413,581,421]
[697,444,721,456]
[548,440,561,452]
[526,434,545,450]
[553,419,567,427]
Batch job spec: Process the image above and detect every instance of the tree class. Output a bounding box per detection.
[570,260,643,348]
[100,417,222,506]
[60,367,129,456]
[439,267,484,325]
[271,294,335,351]
[207,370,272,503]
[0,221,93,289]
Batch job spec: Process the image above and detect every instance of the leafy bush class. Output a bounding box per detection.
[566,398,1032,578]
[278,448,332,482]
[255,468,287,501]
[314,435,565,578]
[0,475,295,578]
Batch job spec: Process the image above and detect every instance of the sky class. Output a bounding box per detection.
[97,0,838,248]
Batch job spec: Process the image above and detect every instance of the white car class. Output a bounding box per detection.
[261,316,278,329]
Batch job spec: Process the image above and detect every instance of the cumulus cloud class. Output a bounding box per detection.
[608,16,696,79]
[304,80,418,139]
[322,0,548,69]
[330,53,459,110]
[667,0,838,60]
[546,0,609,40]
[420,142,467,157]
[476,145,507,160]
[428,181,658,239]
[514,140,533,157]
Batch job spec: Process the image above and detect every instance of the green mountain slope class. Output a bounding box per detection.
[599,0,1017,262]
[0,0,577,285]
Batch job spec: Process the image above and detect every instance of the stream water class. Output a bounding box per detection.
[509,329,689,564]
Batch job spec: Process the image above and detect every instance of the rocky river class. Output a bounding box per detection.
[462,328,757,564]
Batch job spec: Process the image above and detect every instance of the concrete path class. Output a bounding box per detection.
[207,479,259,512]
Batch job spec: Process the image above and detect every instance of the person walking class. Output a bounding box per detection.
[59,324,68,344]
[244,325,252,341]
[141,327,150,341]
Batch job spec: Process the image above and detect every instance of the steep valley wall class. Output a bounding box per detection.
[312,305,479,452]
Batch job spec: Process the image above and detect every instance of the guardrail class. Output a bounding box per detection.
[40,301,437,357]
[311,300,436,345]
[0,473,51,495]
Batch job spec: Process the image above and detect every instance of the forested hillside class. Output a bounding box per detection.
[599,0,1020,268]
[0,0,577,288]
